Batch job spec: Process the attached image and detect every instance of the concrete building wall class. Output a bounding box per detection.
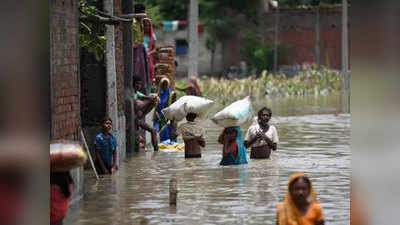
[155,29,224,77]
[114,0,126,157]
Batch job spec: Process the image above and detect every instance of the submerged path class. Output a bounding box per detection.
[66,110,350,225]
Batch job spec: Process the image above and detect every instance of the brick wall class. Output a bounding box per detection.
[277,8,343,69]
[114,0,125,113]
[50,0,80,140]
[225,8,344,71]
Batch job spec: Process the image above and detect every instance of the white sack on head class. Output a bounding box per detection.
[162,95,214,122]
[211,96,253,127]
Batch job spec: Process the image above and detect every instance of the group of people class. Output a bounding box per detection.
[50,98,327,225]
[172,106,279,166]
[50,4,325,225]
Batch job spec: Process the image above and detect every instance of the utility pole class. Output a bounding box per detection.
[122,0,135,152]
[104,0,120,156]
[341,0,350,113]
[187,0,199,78]
[315,4,321,70]
[273,5,279,74]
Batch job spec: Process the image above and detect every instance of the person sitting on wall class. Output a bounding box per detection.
[133,76,159,151]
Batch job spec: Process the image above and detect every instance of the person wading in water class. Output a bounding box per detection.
[244,107,279,159]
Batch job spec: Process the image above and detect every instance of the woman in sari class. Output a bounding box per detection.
[132,4,150,94]
[277,173,325,225]
[218,126,248,166]
[153,77,176,142]
[143,18,157,88]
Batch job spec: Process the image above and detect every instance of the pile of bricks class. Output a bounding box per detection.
[154,46,176,90]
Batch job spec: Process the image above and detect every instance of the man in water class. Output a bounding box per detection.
[173,113,205,158]
[244,107,279,159]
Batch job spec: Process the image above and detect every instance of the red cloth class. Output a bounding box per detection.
[231,141,238,158]
[50,185,70,223]
[178,20,204,35]
[0,184,21,224]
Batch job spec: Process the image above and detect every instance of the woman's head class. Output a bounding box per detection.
[288,174,312,206]
[225,127,238,141]
[258,107,272,126]
[143,18,152,34]
[160,78,170,91]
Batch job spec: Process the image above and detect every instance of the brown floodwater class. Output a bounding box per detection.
[65,94,350,225]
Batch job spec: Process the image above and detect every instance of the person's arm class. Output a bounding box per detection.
[244,130,262,148]
[96,150,109,174]
[223,140,236,156]
[218,129,226,144]
[272,126,279,151]
[111,149,118,173]
[175,86,187,92]
[197,136,206,147]
[171,92,177,103]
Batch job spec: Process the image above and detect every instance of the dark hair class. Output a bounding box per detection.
[186,113,197,121]
[133,76,142,85]
[50,171,74,198]
[102,117,112,124]
[258,107,272,118]
[289,176,311,192]
[225,127,238,134]
[134,3,146,13]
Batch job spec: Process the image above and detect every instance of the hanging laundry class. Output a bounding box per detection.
[172,21,179,31]
[162,21,179,31]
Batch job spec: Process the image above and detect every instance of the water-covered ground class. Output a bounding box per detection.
[65,94,350,225]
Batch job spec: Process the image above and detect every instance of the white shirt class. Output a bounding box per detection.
[244,124,279,148]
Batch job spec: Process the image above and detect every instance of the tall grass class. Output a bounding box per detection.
[198,67,342,102]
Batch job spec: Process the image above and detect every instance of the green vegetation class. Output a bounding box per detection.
[240,32,283,73]
[198,66,342,103]
[79,0,106,61]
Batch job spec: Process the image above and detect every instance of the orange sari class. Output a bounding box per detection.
[277,173,324,225]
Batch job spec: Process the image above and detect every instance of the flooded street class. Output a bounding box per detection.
[65,94,350,225]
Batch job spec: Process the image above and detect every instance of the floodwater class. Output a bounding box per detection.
[65,94,350,225]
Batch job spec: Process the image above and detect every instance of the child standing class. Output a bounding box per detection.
[218,126,248,166]
[174,113,206,158]
[94,117,118,175]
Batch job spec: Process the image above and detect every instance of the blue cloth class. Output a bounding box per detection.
[220,126,248,166]
[153,88,172,142]
[144,33,157,53]
[162,21,179,31]
[162,21,173,31]
[94,133,117,170]
[220,154,236,166]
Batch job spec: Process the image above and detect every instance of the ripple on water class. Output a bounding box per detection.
[65,111,350,225]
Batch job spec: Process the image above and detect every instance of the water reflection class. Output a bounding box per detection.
[65,95,350,225]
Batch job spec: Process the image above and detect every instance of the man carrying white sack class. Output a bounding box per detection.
[172,113,206,158]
